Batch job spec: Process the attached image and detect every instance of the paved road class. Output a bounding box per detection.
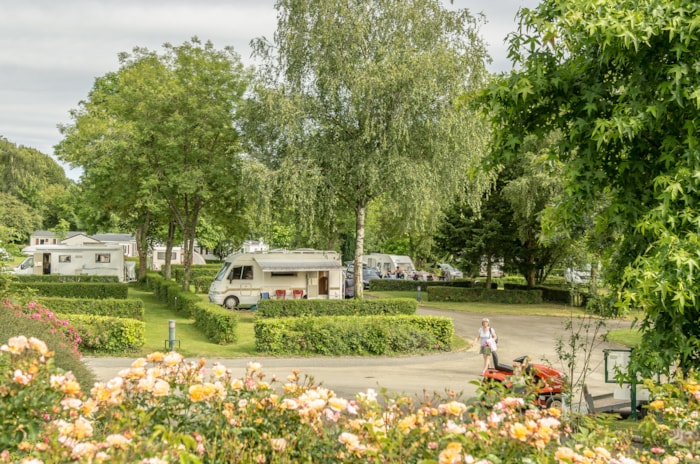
[83,306,631,402]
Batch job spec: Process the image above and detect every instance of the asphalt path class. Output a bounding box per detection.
[83,306,632,403]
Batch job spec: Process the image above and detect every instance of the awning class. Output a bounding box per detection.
[253,257,342,272]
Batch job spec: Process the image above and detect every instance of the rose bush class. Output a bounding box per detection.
[1,335,699,463]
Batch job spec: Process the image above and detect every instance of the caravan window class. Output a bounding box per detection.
[157,251,177,260]
[96,253,111,263]
[229,265,254,281]
[59,255,71,263]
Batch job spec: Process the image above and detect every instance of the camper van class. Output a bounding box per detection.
[363,253,416,279]
[208,249,344,309]
[13,244,128,282]
[150,246,206,271]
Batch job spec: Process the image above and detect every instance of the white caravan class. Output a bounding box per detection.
[363,253,416,279]
[208,249,344,309]
[13,244,127,282]
[150,246,206,271]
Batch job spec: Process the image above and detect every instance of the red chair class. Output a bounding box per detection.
[292,289,304,299]
[275,289,286,299]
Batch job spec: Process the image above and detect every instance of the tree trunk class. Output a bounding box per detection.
[354,204,366,299]
[485,255,492,289]
[135,213,150,280]
[182,220,197,292]
[163,221,176,280]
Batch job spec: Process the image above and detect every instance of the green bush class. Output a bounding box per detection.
[428,286,543,304]
[36,297,145,320]
[254,314,452,355]
[369,279,473,291]
[10,282,129,299]
[13,274,120,283]
[504,283,587,306]
[256,298,417,318]
[67,314,146,353]
[192,301,238,344]
[170,264,221,285]
[0,304,96,392]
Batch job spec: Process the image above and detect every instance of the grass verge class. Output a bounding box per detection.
[126,287,258,358]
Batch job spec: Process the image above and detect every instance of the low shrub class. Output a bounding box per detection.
[3,339,681,463]
[0,303,96,393]
[256,297,417,318]
[10,281,129,299]
[192,301,238,344]
[254,314,452,355]
[36,296,145,320]
[13,275,120,283]
[66,314,146,353]
[428,286,543,304]
[370,279,473,291]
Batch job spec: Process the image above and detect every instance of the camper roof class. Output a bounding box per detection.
[253,256,342,272]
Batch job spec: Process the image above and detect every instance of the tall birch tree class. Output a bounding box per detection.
[250,0,492,296]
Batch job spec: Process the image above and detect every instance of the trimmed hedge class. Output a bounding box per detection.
[170,264,221,285]
[255,298,417,318]
[36,297,145,320]
[10,282,129,299]
[144,272,238,344]
[254,315,453,355]
[192,301,238,344]
[369,279,474,291]
[427,286,543,304]
[504,283,587,306]
[64,313,145,353]
[13,275,120,283]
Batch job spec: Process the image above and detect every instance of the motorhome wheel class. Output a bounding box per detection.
[224,296,240,310]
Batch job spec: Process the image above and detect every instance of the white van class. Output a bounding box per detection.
[208,249,344,309]
[13,244,127,281]
[363,253,416,279]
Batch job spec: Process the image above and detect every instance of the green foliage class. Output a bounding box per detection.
[192,301,238,344]
[428,287,543,304]
[67,313,146,353]
[36,297,145,320]
[254,314,452,355]
[481,0,700,376]
[504,283,587,307]
[56,38,252,290]
[255,297,417,318]
[10,282,129,299]
[369,278,473,291]
[0,305,96,393]
[248,0,493,296]
[14,274,120,283]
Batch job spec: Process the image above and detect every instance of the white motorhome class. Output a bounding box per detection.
[13,244,128,282]
[150,246,206,271]
[208,249,344,309]
[363,253,416,279]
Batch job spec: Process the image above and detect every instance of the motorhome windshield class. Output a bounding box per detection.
[214,262,232,281]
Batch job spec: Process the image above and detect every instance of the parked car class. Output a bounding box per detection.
[345,265,382,291]
[436,263,463,280]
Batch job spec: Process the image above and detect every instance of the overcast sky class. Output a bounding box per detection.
[0,0,539,180]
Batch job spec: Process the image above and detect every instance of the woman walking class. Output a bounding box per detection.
[475,318,497,375]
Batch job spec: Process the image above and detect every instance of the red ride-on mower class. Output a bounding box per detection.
[481,354,567,409]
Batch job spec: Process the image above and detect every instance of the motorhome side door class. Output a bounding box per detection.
[228,264,256,304]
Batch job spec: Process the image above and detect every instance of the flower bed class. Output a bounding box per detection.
[1,335,699,463]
